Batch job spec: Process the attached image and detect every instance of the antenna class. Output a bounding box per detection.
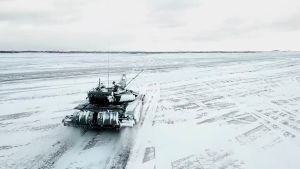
[107,55,109,88]
[125,70,144,88]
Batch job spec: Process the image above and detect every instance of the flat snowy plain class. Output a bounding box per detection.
[0,52,300,169]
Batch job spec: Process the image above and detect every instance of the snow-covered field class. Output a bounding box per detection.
[1,52,300,169]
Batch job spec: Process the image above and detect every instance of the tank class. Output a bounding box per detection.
[62,74,145,129]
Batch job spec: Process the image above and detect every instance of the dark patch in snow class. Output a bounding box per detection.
[0,143,31,151]
[0,111,38,121]
[0,145,13,150]
[0,122,13,127]
[30,123,60,131]
[143,146,155,163]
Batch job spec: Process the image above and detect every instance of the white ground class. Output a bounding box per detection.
[0,52,300,169]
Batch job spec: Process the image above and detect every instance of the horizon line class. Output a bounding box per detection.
[0,50,295,54]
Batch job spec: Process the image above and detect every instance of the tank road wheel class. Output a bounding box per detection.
[115,125,121,131]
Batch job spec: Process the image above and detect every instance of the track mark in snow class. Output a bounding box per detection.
[0,111,38,121]
[236,125,271,144]
[108,144,132,169]
[171,155,203,169]
[125,83,160,169]
[30,123,60,131]
[23,140,74,169]
[38,142,72,169]
[171,150,244,169]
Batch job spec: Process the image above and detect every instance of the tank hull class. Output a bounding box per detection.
[62,94,145,129]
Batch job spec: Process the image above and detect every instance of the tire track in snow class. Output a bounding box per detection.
[125,83,160,169]
[106,84,158,169]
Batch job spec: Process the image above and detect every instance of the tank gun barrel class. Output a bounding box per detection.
[125,70,144,88]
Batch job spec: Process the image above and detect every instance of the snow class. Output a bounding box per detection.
[0,52,300,169]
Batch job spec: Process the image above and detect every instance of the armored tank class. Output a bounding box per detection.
[62,74,145,129]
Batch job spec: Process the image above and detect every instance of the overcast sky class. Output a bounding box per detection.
[0,0,300,51]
